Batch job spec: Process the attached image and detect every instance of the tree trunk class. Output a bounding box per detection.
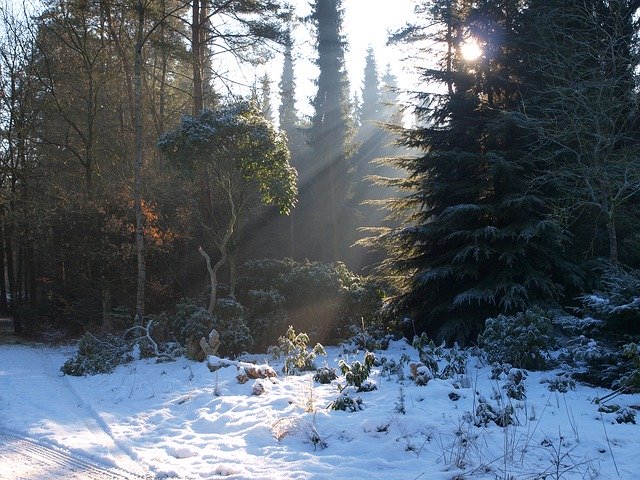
[101,283,113,333]
[607,217,619,266]
[192,0,204,115]
[134,1,146,325]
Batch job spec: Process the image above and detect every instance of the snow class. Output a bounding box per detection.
[0,340,639,479]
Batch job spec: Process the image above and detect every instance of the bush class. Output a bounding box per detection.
[314,366,338,384]
[338,352,376,392]
[212,297,253,357]
[269,326,326,375]
[580,265,640,335]
[61,333,132,376]
[238,259,391,344]
[479,309,557,370]
[328,389,364,412]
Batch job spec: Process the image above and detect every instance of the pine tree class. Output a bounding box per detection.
[305,0,352,263]
[259,73,274,122]
[370,0,581,342]
[279,30,297,137]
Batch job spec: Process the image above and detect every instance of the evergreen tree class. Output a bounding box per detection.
[278,29,297,138]
[370,0,580,342]
[259,73,274,122]
[304,0,352,263]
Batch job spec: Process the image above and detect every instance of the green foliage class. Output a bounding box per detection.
[412,333,443,377]
[153,298,212,346]
[212,297,253,357]
[619,343,640,390]
[338,351,376,391]
[269,326,326,375]
[580,266,640,335]
[313,365,338,384]
[479,309,557,370]
[238,258,390,344]
[158,101,297,215]
[61,333,132,376]
[442,343,468,379]
[328,390,364,412]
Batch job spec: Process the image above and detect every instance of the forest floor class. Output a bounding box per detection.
[0,340,638,479]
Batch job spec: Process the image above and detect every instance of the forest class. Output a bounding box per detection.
[0,0,639,380]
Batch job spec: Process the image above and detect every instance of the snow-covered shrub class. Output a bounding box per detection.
[412,333,443,377]
[490,362,512,380]
[151,298,211,349]
[503,369,527,400]
[479,309,557,370]
[269,326,326,375]
[543,374,576,393]
[61,333,132,376]
[562,335,605,366]
[328,389,364,412]
[313,365,338,384]
[442,343,468,378]
[473,397,516,427]
[573,343,640,391]
[339,351,376,392]
[211,297,253,357]
[580,265,640,334]
[616,407,636,424]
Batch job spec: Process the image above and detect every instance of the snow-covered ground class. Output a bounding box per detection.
[0,340,638,479]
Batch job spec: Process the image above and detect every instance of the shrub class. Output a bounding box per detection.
[61,333,132,376]
[245,289,287,351]
[580,266,640,335]
[238,258,391,344]
[328,389,364,412]
[212,297,253,357]
[412,333,444,377]
[314,366,338,384]
[338,352,376,392]
[479,309,557,370]
[269,326,326,375]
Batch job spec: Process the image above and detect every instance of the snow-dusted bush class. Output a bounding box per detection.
[472,397,516,427]
[61,333,132,376]
[479,309,557,370]
[503,369,527,400]
[580,266,640,334]
[211,297,253,357]
[619,343,640,390]
[412,333,443,377]
[313,365,338,384]
[339,351,376,392]
[328,389,364,412]
[269,326,326,375]
[442,343,468,378]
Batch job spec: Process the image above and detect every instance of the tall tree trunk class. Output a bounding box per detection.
[607,217,619,266]
[192,0,204,115]
[134,1,146,325]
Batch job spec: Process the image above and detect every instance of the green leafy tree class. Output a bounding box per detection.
[158,101,297,315]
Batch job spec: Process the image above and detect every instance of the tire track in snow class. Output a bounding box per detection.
[0,429,147,479]
[37,348,150,478]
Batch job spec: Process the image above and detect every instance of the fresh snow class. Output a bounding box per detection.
[0,340,638,479]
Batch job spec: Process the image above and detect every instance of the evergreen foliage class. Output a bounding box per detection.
[302,0,354,263]
[368,0,581,342]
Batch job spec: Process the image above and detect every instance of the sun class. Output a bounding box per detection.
[460,39,482,61]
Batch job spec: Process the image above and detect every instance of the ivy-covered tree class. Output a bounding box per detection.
[369,0,581,342]
[158,101,297,314]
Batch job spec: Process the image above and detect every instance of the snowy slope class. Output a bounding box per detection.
[0,341,638,479]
